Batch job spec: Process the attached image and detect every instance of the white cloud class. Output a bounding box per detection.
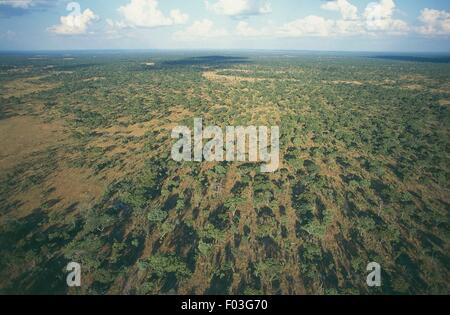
[106,19,127,31]
[48,6,98,35]
[417,8,450,36]
[170,9,189,25]
[236,21,273,37]
[205,0,271,17]
[174,19,228,40]
[364,0,395,20]
[237,17,366,38]
[321,0,358,20]
[117,0,188,28]
[278,15,335,37]
[105,18,130,39]
[234,0,411,39]
[364,0,409,33]
[335,19,365,36]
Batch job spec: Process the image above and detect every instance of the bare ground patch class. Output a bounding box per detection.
[46,167,106,211]
[203,71,262,84]
[97,121,155,138]
[0,115,65,172]
[1,76,59,98]
[402,84,423,90]
[331,80,364,86]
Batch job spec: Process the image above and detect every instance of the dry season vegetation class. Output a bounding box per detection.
[0,52,449,294]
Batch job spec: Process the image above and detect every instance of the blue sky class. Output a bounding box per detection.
[0,0,449,52]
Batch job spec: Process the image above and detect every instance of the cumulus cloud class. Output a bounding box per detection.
[117,0,188,28]
[281,0,409,37]
[278,15,336,37]
[174,19,228,40]
[105,18,129,38]
[275,17,365,37]
[236,21,272,37]
[48,4,98,35]
[205,0,271,17]
[235,16,342,38]
[236,15,365,38]
[334,19,365,36]
[364,0,409,33]
[416,8,450,36]
[321,0,358,20]
[170,9,189,25]
[234,0,414,38]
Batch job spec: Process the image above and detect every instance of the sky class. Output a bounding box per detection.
[0,0,449,52]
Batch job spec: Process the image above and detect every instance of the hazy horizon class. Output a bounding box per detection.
[1,48,450,55]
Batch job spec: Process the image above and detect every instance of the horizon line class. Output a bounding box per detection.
[0,48,450,55]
